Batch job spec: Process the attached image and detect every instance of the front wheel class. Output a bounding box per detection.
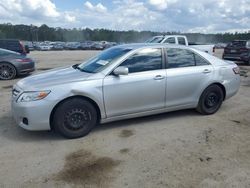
[196,85,224,115]
[53,98,98,139]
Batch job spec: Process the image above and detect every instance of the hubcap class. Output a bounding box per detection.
[64,108,91,130]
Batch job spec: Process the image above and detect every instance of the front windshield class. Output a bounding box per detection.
[77,47,131,73]
[146,36,164,43]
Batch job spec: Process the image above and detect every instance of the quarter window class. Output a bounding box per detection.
[120,48,162,73]
[194,54,210,66]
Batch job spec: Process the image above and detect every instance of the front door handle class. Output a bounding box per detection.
[154,75,165,80]
[202,69,212,74]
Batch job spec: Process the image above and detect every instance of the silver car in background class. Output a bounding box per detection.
[12,44,241,138]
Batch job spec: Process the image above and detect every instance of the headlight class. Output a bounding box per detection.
[18,91,51,102]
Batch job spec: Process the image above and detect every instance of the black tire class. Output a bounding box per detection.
[53,98,98,139]
[0,63,17,80]
[196,85,224,115]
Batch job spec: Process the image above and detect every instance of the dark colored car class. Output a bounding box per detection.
[0,39,29,55]
[0,48,35,80]
[223,40,250,65]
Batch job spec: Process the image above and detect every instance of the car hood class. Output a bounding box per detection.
[17,66,93,90]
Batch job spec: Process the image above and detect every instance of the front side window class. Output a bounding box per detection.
[120,48,162,73]
[164,37,175,44]
[167,48,195,68]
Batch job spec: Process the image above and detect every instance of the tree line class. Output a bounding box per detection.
[0,23,249,43]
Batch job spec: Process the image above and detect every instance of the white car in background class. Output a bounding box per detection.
[146,35,215,55]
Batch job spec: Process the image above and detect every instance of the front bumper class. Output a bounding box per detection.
[11,91,56,131]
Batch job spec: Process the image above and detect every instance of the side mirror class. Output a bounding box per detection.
[113,66,129,76]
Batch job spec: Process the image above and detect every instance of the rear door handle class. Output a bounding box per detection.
[202,69,212,74]
[154,75,165,80]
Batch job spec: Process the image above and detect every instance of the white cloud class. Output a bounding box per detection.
[149,0,178,10]
[84,1,107,13]
[0,0,249,33]
[64,13,76,22]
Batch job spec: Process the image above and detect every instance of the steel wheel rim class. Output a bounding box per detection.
[64,108,92,131]
[0,64,15,79]
[205,92,219,109]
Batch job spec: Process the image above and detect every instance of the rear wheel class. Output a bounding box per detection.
[196,85,224,115]
[0,63,17,80]
[53,98,98,139]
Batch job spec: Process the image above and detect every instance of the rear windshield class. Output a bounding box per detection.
[227,41,247,47]
[0,48,20,56]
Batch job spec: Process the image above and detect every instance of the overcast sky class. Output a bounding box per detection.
[0,0,249,33]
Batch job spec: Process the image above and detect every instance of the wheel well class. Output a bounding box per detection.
[0,61,17,71]
[49,95,101,130]
[211,83,226,100]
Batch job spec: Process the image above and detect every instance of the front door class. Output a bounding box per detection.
[103,48,166,117]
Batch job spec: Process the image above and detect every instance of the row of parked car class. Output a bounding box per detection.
[25,41,117,51]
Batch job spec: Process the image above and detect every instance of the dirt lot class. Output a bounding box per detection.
[0,49,250,188]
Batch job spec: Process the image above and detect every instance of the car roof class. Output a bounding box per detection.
[113,43,190,50]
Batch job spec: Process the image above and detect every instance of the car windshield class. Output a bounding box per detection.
[146,36,164,43]
[0,48,20,56]
[77,47,131,73]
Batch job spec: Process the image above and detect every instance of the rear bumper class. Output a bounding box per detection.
[16,61,35,75]
[223,53,250,62]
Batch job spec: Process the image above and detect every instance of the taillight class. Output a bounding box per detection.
[15,58,31,63]
[239,48,247,52]
[232,67,240,74]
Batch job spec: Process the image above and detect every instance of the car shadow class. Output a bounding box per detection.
[94,109,198,132]
[0,109,199,142]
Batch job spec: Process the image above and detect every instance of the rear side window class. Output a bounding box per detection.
[166,48,195,68]
[120,48,162,73]
[164,37,175,44]
[166,48,210,68]
[177,37,186,45]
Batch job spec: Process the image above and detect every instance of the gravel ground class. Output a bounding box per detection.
[0,49,250,188]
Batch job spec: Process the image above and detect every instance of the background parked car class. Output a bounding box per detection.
[223,40,250,65]
[0,48,35,80]
[0,39,29,55]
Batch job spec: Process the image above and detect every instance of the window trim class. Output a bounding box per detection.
[109,47,165,75]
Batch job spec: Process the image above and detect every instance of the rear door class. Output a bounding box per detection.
[103,48,166,117]
[165,48,213,107]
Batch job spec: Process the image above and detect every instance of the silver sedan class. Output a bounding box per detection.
[12,44,241,138]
